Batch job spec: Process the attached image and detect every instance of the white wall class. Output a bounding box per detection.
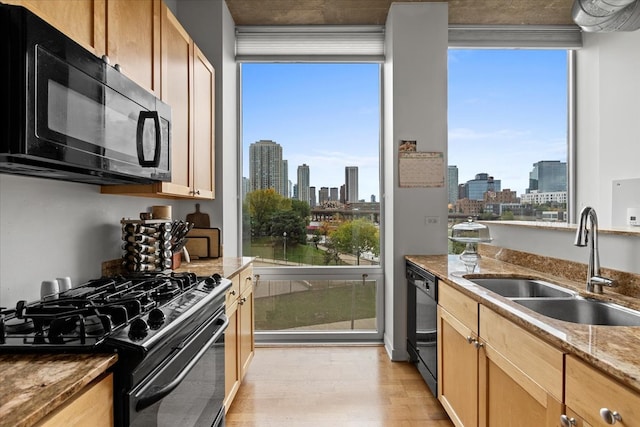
[176,0,239,257]
[0,175,184,306]
[575,30,640,228]
[384,3,449,360]
[487,223,640,274]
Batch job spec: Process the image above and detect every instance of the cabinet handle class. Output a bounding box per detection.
[466,336,474,344]
[239,297,247,305]
[229,290,236,296]
[473,340,484,349]
[600,408,622,424]
[560,415,577,426]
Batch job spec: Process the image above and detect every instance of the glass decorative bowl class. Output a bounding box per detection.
[449,217,492,273]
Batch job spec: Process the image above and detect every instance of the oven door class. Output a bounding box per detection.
[129,312,228,427]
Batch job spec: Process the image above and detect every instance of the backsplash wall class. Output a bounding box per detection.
[0,174,213,306]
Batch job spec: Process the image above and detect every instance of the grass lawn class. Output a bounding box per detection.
[255,282,376,330]
[245,239,346,266]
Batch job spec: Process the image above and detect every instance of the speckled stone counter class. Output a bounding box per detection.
[173,256,254,278]
[0,353,117,427]
[406,254,640,394]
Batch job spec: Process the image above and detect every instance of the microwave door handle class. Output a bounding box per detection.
[136,111,162,167]
[134,314,229,412]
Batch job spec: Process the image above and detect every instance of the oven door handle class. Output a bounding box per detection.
[135,314,229,412]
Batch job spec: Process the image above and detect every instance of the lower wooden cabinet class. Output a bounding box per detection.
[36,373,113,427]
[564,354,640,427]
[438,282,563,427]
[224,264,254,412]
[438,283,479,427]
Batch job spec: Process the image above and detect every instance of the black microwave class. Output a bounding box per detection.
[0,4,171,185]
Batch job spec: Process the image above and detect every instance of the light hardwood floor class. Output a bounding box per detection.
[226,345,453,427]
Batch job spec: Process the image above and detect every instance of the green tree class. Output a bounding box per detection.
[290,199,311,224]
[329,218,379,265]
[244,189,290,237]
[270,210,307,245]
[501,210,515,220]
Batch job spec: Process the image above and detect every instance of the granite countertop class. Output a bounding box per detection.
[173,256,254,277]
[0,353,118,427]
[406,254,640,393]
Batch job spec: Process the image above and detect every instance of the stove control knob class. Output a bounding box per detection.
[204,274,221,289]
[148,308,165,329]
[128,318,149,341]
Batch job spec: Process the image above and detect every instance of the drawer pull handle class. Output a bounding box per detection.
[229,290,236,296]
[600,408,622,424]
[560,415,577,426]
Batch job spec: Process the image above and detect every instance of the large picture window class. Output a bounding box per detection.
[448,49,569,237]
[240,63,383,340]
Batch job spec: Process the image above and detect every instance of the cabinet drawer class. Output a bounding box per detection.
[226,274,241,310]
[566,355,640,427]
[239,265,253,294]
[480,306,563,402]
[438,282,478,334]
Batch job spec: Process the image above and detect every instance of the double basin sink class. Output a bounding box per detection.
[467,277,640,327]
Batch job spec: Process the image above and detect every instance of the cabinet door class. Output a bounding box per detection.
[479,306,563,427]
[160,5,193,197]
[36,373,113,427]
[566,355,640,427]
[192,45,215,199]
[238,285,255,380]
[5,0,105,55]
[224,305,240,413]
[438,305,478,427]
[480,347,562,427]
[105,0,160,94]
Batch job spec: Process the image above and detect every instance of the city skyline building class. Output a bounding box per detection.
[528,160,567,193]
[297,163,310,204]
[309,186,316,207]
[282,159,289,198]
[249,140,285,195]
[319,187,329,205]
[464,173,502,201]
[345,166,359,203]
[448,165,459,205]
[330,187,339,202]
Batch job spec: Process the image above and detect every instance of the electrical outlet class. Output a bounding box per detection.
[425,216,440,225]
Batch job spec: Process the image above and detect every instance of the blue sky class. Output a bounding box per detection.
[242,50,567,199]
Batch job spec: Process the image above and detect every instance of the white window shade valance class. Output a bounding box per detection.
[235,24,583,61]
[235,26,386,62]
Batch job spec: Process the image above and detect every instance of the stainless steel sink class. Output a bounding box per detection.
[468,278,576,298]
[514,298,640,326]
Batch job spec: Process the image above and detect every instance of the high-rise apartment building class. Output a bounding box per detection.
[297,163,310,204]
[249,140,285,195]
[309,186,316,207]
[282,159,289,198]
[345,166,359,202]
[464,173,502,201]
[319,187,330,205]
[528,160,567,193]
[448,165,459,205]
[330,187,339,202]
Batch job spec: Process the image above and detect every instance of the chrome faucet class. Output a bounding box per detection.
[574,206,616,293]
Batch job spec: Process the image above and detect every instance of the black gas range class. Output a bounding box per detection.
[0,272,231,427]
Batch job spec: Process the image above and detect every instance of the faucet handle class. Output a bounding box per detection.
[591,275,616,287]
[588,275,616,294]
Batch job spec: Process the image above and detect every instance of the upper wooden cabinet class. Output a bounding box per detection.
[105,0,160,95]
[3,0,106,55]
[101,4,216,199]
